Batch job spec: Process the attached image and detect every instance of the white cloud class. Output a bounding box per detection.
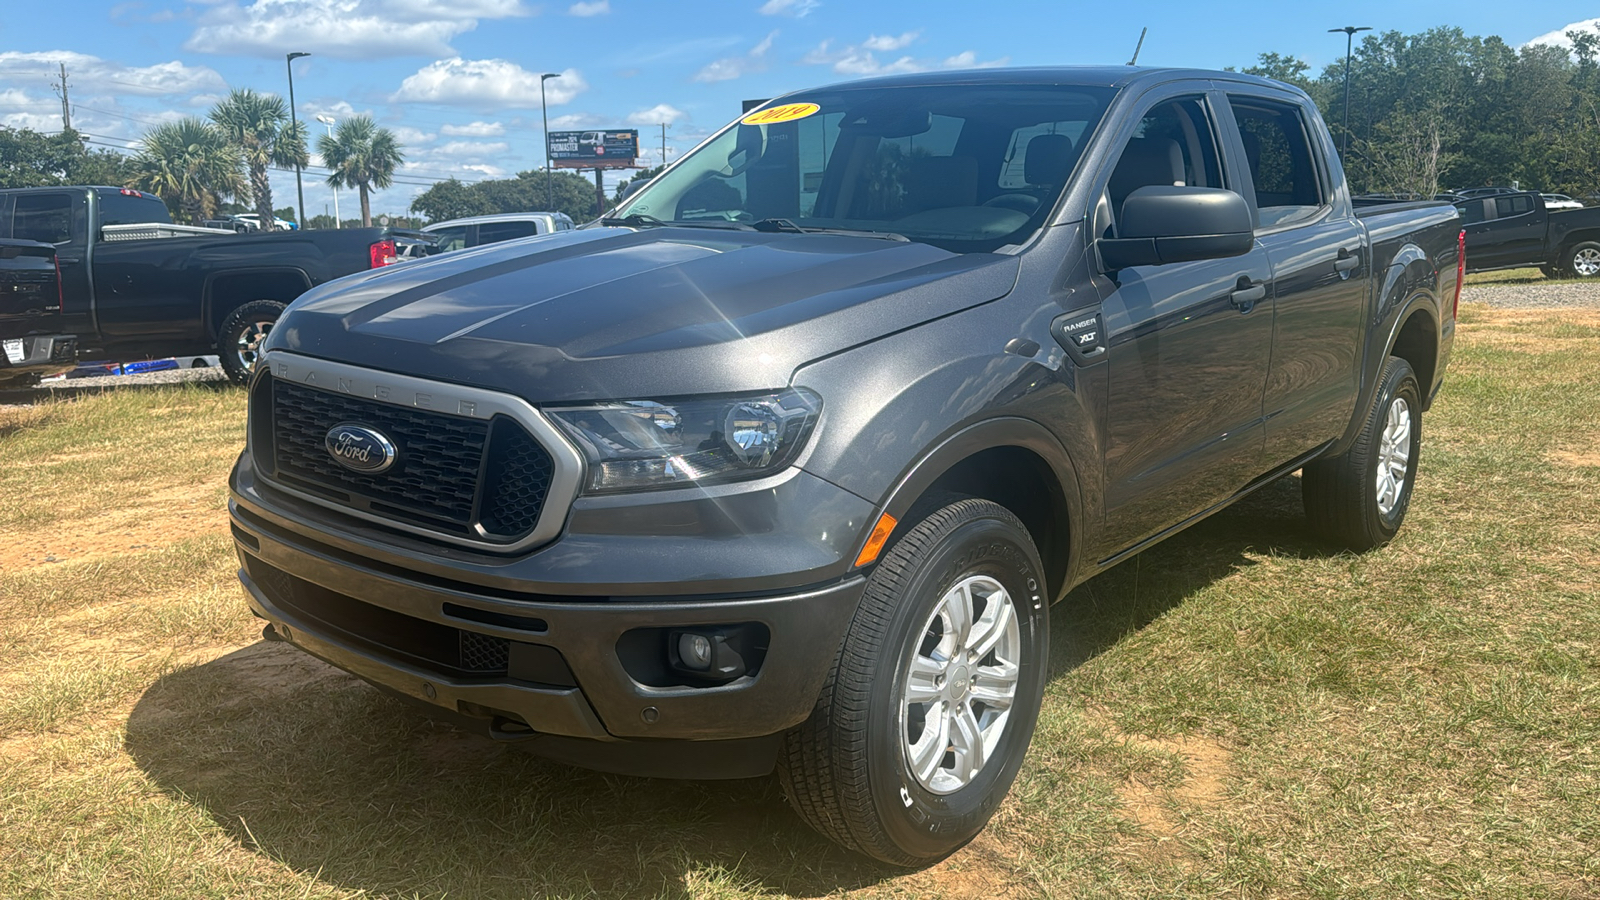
[0,51,225,97]
[1525,18,1600,52]
[435,140,510,157]
[802,36,1003,76]
[547,112,603,129]
[568,0,609,15]
[393,60,587,110]
[942,50,1008,69]
[862,32,918,52]
[759,0,817,16]
[694,30,777,83]
[627,103,685,126]
[389,125,437,145]
[440,120,505,136]
[0,88,62,132]
[186,0,530,60]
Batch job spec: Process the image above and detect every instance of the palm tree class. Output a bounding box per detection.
[208,88,308,231]
[318,115,404,227]
[129,118,244,224]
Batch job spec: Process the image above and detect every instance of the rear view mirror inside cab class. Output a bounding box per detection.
[1098,186,1255,270]
[840,108,932,138]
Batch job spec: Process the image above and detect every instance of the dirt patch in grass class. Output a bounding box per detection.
[1549,449,1600,467]
[1114,734,1234,839]
[0,480,227,572]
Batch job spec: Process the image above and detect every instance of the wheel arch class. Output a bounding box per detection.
[868,417,1083,603]
[204,267,312,339]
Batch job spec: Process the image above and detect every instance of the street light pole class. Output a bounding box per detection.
[1328,26,1371,158]
[286,51,311,229]
[315,114,339,228]
[540,72,559,211]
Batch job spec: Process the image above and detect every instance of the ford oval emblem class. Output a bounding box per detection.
[324,423,397,474]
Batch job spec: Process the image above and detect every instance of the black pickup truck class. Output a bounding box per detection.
[0,187,436,382]
[1448,190,1600,276]
[230,67,1461,865]
[0,238,76,387]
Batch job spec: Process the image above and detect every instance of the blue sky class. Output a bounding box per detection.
[2,0,1596,218]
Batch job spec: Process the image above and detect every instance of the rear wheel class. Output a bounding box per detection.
[1563,241,1600,278]
[779,498,1049,866]
[217,299,285,385]
[1302,356,1422,550]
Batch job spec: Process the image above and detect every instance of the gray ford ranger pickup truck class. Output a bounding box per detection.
[229,66,1461,865]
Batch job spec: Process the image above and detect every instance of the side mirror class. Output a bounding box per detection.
[619,178,650,202]
[1098,185,1255,270]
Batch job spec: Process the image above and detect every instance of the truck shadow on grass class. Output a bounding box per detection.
[124,476,1334,898]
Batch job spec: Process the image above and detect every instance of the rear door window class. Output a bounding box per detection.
[476,220,541,244]
[1226,97,1326,228]
[13,193,74,244]
[429,225,468,252]
[1495,194,1535,218]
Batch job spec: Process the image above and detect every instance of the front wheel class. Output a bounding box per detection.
[217,299,285,385]
[779,498,1049,866]
[1563,241,1600,278]
[1302,356,1422,550]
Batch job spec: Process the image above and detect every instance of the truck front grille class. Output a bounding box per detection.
[256,375,556,544]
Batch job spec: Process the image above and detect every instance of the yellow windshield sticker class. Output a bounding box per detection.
[741,102,821,126]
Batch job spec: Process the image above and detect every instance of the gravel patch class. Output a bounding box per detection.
[0,365,228,407]
[1461,282,1600,308]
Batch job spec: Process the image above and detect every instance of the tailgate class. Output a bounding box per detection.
[0,239,61,340]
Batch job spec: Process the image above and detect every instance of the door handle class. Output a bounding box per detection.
[1231,278,1266,312]
[1334,248,1359,272]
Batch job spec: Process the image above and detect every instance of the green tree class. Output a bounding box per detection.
[408,169,599,223]
[317,115,404,227]
[129,118,244,224]
[208,88,308,232]
[0,127,132,188]
[612,164,664,204]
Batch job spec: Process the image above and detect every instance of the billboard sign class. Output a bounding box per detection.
[549,129,638,168]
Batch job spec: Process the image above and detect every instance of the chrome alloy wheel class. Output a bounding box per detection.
[900,574,1021,795]
[1376,397,1412,516]
[236,319,274,371]
[1574,247,1600,277]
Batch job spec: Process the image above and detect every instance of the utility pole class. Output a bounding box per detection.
[540,73,559,211]
[660,122,669,169]
[1329,26,1372,158]
[286,51,311,230]
[53,63,71,131]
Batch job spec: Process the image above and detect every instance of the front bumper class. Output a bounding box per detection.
[0,333,76,381]
[230,492,865,773]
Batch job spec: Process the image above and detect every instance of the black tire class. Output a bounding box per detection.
[779,498,1049,866]
[1562,241,1600,278]
[1302,356,1422,551]
[217,300,285,385]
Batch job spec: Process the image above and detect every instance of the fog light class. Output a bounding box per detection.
[668,626,756,683]
[678,633,713,670]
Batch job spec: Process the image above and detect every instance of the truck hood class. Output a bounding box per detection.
[266,226,1019,402]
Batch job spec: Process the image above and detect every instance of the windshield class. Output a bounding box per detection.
[613,83,1115,252]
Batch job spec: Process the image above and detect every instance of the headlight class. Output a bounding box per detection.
[548,389,821,493]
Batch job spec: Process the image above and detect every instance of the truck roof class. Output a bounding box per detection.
[788,65,1297,96]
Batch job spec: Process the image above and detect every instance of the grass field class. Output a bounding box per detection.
[1,304,1597,899]
[1464,266,1582,286]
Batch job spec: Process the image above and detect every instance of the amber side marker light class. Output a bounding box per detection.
[854,512,898,567]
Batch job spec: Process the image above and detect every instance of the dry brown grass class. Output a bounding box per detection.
[0,307,1596,898]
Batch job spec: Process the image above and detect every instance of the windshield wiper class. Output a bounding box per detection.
[751,218,909,242]
[599,213,669,228]
[600,214,753,231]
